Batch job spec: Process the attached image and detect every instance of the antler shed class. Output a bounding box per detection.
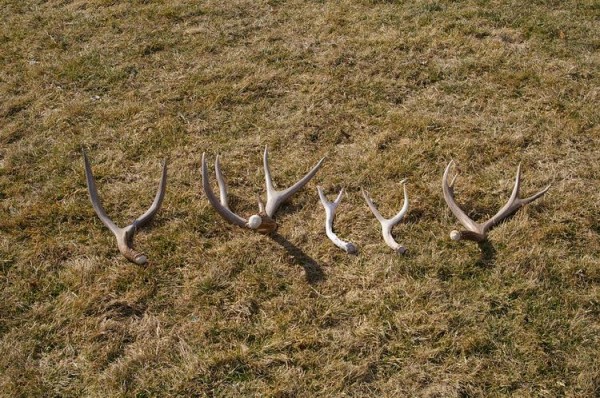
[83,150,167,264]
[202,146,324,233]
[362,179,409,254]
[317,187,357,254]
[442,160,550,242]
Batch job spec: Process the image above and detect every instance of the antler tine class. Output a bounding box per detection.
[317,187,357,254]
[263,146,325,218]
[389,179,410,224]
[442,160,485,241]
[332,188,344,206]
[362,181,409,254]
[135,158,168,228]
[82,149,166,265]
[510,163,551,206]
[82,149,119,235]
[482,163,551,233]
[215,155,229,208]
[361,189,385,223]
[201,153,247,228]
[523,184,552,204]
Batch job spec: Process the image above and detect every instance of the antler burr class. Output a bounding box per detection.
[442,160,551,242]
[82,150,167,264]
[202,146,324,233]
[317,187,357,254]
[362,179,409,254]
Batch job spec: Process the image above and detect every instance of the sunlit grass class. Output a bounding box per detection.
[1,0,599,396]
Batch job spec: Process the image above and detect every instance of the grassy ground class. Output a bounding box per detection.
[1,0,599,396]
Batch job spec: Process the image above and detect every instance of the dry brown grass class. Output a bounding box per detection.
[1,0,599,396]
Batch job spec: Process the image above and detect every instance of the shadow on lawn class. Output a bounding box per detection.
[476,240,497,268]
[270,232,325,284]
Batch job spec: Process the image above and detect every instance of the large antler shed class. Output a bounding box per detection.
[442,161,550,242]
[202,146,324,233]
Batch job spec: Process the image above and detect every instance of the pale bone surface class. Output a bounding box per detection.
[362,179,409,254]
[317,186,357,254]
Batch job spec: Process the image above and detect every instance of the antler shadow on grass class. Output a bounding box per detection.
[269,232,325,284]
[476,240,497,268]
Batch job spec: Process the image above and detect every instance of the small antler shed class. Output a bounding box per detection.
[362,179,409,254]
[317,187,357,254]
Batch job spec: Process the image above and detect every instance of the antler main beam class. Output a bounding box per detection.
[442,160,551,242]
[317,187,357,254]
[83,150,167,265]
[202,147,324,233]
[362,179,409,254]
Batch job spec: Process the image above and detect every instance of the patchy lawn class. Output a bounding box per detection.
[1,0,599,396]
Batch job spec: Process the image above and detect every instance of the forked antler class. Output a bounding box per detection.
[362,179,409,254]
[442,160,550,242]
[202,146,324,234]
[317,187,357,254]
[83,150,167,264]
